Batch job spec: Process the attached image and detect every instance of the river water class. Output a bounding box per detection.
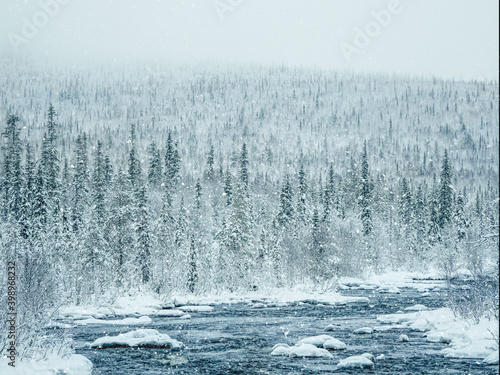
[71,285,498,374]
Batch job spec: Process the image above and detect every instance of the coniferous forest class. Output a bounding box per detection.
[0,60,498,360]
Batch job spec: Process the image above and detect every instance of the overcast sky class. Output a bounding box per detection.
[1,0,498,81]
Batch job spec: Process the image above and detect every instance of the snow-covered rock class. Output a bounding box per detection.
[88,329,184,349]
[405,304,429,311]
[178,305,214,312]
[0,354,92,375]
[297,334,334,347]
[74,316,152,326]
[270,343,291,356]
[399,334,410,342]
[324,324,337,331]
[323,338,347,350]
[156,309,187,317]
[483,350,499,365]
[377,285,401,294]
[353,327,373,334]
[337,355,374,369]
[289,344,333,358]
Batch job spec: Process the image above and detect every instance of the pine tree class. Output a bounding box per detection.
[205,144,215,181]
[297,164,308,222]
[277,174,294,226]
[187,236,198,293]
[399,177,412,226]
[239,143,249,190]
[41,104,59,207]
[72,133,89,232]
[147,141,162,188]
[128,127,142,189]
[438,149,453,228]
[165,132,180,187]
[1,114,22,219]
[136,185,151,284]
[223,167,232,206]
[359,142,372,235]
[195,179,202,210]
[323,163,335,221]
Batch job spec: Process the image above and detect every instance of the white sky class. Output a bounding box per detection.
[0,0,498,81]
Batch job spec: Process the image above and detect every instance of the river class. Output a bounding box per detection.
[70,284,498,374]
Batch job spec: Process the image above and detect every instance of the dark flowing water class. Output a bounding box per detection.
[68,286,498,374]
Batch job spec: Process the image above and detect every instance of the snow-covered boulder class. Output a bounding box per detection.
[353,327,373,334]
[399,334,409,342]
[297,334,334,347]
[405,304,429,311]
[324,324,336,331]
[178,305,214,312]
[323,338,347,350]
[156,309,187,317]
[270,343,291,356]
[289,344,333,358]
[377,285,401,294]
[337,355,374,369]
[483,350,499,365]
[88,329,184,349]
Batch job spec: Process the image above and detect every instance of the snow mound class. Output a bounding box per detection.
[88,329,184,349]
[178,305,214,312]
[271,343,291,356]
[0,354,92,375]
[377,285,401,294]
[74,316,151,326]
[337,355,374,369]
[399,334,410,342]
[324,324,337,331]
[353,327,373,334]
[323,338,347,350]
[405,304,429,311]
[377,307,498,361]
[483,350,499,365]
[156,309,187,317]
[289,344,333,358]
[297,334,334,347]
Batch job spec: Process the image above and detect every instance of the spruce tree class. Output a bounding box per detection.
[1,114,22,219]
[359,142,372,236]
[438,149,453,228]
[147,141,162,188]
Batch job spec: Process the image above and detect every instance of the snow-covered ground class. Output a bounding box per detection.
[0,354,92,375]
[338,270,448,293]
[377,307,499,362]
